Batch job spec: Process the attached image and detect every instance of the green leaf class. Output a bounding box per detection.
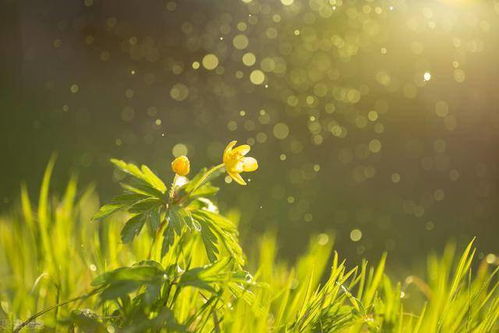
[69,309,106,333]
[111,159,167,194]
[179,259,230,292]
[168,206,185,235]
[92,264,164,286]
[182,168,208,193]
[121,182,165,200]
[196,210,237,231]
[133,260,164,270]
[92,203,124,221]
[111,158,143,178]
[183,167,224,194]
[111,193,148,205]
[178,258,251,295]
[161,226,176,257]
[190,183,219,198]
[128,198,162,213]
[100,281,141,301]
[196,217,219,262]
[92,193,148,221]
[140,165,167,193]
[121,308,186,332]
[192,210,244,265]
[143,283,162,305]
[147,206,162,233]
[171,206,195,230]
[120,214,146,244]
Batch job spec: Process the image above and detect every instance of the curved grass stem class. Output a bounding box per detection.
[13,287,103,332]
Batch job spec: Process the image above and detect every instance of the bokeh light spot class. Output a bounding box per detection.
[170,83,189,101]
[70,84,79,93]
[233,34,249,50]
[369,139,382,153]
[350,229,362,242]
[249,70,265,85]
[454,69,466,83]
[391,173,401,183]
[435,100,449,117]
[202,54,219,70]
[273,123,289,140]
[242,52,256,66]
[172,143,188,157]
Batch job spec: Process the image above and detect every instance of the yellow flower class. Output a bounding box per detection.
[171,155,190,176]
[223,141,258,185]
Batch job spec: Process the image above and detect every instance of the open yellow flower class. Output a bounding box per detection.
[223,141,258,185]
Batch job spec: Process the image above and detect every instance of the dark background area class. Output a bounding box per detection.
[1,0,498,270]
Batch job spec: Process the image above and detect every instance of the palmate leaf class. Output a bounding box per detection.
[69,309,107,333]
[179,258,255,303]
[92,264,164,287]
[140,164,167,193]
[92,203,124,221]
[113,198,162,243]
[128,198,163,213]
[122,308,186,332]
[161,225,176,257]
[120,214,145,244]
[199,219,219,262]
[192,209,244,266]
[168,206,184,235]
[92,262,166,302]
[147,206,162,232]
[179,257,233,292]
[111,193,148,205]
[111,159,167,194]
[120,182,165,200]
[92,193,147,221]
[160,206,193,256]
[100,281,141,301]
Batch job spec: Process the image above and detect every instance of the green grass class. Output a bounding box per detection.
[0,158,497,332]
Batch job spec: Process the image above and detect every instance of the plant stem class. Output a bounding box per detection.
[148,173,180,260]
[13,287,103,332]
[169,174,179,201]
[149,164,224,260]
[190,164,224,193]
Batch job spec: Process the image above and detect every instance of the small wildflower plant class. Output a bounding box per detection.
[85,141,259,330]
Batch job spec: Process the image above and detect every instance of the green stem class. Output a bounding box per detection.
[191,164,224,193]
[13,287,103,332]
[150,164,224,260]
[148,173,181,260]
[168,174,179,201]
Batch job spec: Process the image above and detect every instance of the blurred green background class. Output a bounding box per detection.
[1,0,498,269]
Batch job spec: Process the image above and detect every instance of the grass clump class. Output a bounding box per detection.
[0,145,497,332]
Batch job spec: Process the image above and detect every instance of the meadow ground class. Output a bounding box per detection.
[0,155,497,332]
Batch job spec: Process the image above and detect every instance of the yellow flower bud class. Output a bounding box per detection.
[171,155,190,176]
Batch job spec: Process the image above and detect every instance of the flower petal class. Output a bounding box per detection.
[223,141,237,162]
[228,171,247,185]
[232,160,244,173]
[242,157,258,172]
[232,144,250,156]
